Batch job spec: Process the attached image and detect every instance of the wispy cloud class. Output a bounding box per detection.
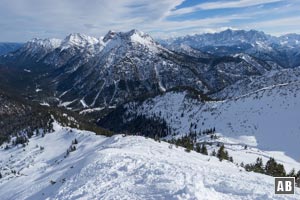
[251,16,300,28]
[242,16,300,35]
[0,0,299,41]
[170,0,283,16]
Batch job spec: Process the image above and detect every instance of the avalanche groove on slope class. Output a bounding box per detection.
[0,122,299,200]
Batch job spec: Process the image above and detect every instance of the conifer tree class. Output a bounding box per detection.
[265,158,286,177]
[296,170,300,187]
[73,138,78,144]
[253,157,264,174]
[195,143,201,153]
[201,144,208,155]
[217,144,228,161]
[240,162,244,168]
[288,168,296,177]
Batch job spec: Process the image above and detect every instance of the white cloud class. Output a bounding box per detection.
[143,14,251,37]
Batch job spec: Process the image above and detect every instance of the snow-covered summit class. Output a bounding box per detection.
[15,38,62,60]
[61,33,100,49]
[27,38,62,50]
[23,33,100,52]
[129,29,159,49]
[102,29,160,51]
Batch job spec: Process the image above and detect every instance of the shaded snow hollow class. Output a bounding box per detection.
[0,123,299,200]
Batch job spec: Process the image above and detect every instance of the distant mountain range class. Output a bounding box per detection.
[161,29,300,68]
[0,42,23,55]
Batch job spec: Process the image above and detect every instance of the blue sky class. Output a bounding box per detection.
[0,0,300,42]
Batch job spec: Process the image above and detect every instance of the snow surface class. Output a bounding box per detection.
[1,122,299,200]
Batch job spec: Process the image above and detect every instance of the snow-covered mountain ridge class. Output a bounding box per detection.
[0,122,299,200]
[162,29,300,68]
[162,29,300,49]
[10,30,159,62]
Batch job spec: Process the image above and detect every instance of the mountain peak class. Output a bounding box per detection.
[222,28,234,33]
[26,38,62,50]
[103,29,145,41]
[127,29,156,45]
[217,29,266,37]
[127,29,144,36]
[103,30,118,42]
[102,29,159,51]
[62,33,99,48]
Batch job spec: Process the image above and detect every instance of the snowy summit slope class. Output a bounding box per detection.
[1,123,299,200]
